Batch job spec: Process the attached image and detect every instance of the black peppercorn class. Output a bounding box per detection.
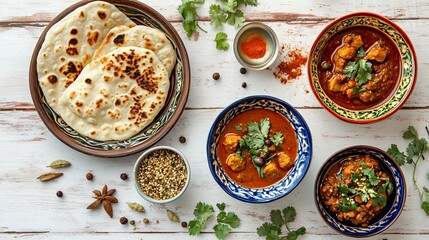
[240,67,247,74]
[241,82,247,88]
[181,221,188,228]
[56,191,63,198]
[179,136,186,143]
[120,217,128,224]
[212,72,220,80]
[120,173,128,180]
[86,172,93,181]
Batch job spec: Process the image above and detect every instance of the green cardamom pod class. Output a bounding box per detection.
[47,160,71,169]
[126,202,145,213]
[167,210,179,222]
[37,172,63,182]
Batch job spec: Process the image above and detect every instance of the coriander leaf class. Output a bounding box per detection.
[356,47,366,58]
[234,125,243,131]
[405,137,428,160]
[387,144,407,166]
[357,59,372,86]
[337,185,350,195]
[221,0,239,13]
[403,126,419,139]
[209,4,227,29]
[236,150,244,160]
[238,0,259,6]
[286,226,306,240]
[189,219,204,235]
[238,138,247,148]
[372,195,387,207]
[352,87,366,95]
[361,168,381,186]
[245,121,265,149]
[214,32,230,51]
[344,61,358,79]
[213,223,231,240]
[178,0,206,38]
[194,202,214,222]
[282,206,296,223]
[226,9,245,27]
[260,118,270,138]
[270,209,285,227]
[351,173,361,183]
[257,222,281,237]
[217,211,240,228]
[422,201,429,216]
[217,203,226,211]
[270,132,284,146]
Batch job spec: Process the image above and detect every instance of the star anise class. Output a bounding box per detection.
[87,185,118,218]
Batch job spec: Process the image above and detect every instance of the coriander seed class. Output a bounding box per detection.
[212,72,220,80]
[129,220,135,225]
[86,172,93,181]
[240,67,247,74]
[120,217,128,225]
[120,173,128,180]
[179,136,186,143]
[56,191,63,198]
[143,218,149,224]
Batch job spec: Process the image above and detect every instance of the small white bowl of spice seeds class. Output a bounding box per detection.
[133,146,190,204]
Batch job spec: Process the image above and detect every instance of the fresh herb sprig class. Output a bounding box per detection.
[343,46,372,93]
[178,0,207,38]
[257,206,306,240]
[214,32,229,51]
[189,202,240,239]
[387,126,429,215]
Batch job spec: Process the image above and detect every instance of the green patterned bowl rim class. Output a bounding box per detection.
[308,12,417,124]
[29,0,190,157]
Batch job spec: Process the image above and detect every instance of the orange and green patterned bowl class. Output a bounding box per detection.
[308,12,417,124]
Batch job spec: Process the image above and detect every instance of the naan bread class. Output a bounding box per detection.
[93,25,176,76]
[37,1,136,115]
[58,47,170,141]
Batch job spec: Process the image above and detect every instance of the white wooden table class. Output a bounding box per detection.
[1,0,429,239]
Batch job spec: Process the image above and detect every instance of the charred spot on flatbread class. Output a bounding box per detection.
[85,78,92,84]
[97,10,107,20]
[47,75,58,85]
[66,47,79,56]
[79,11,85,19]
[87,31,100,46]
[59,61,83,87]
[70,28,78,35]
[69,38,78,45]
[113,34,125,45]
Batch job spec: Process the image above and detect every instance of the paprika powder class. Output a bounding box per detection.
[240,37,267,59]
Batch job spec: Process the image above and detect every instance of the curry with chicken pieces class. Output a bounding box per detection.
[318,27,400,110]
[218,108,298,188]
[320,155,394,226]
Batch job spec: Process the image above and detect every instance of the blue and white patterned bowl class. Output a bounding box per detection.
[206,96,312,203]
[314,145,406,237]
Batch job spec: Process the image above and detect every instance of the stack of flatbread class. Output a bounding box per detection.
[37,1,177,141]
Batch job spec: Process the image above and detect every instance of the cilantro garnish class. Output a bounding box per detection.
[270,131,284,147]
[387,126,429,215]
[356,46,366,58]
[178,0,207,38]
[214,32,229,51]
[257,206,306,240]
[343,59,372,87]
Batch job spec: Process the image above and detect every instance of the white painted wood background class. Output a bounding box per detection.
[0,0,428,239]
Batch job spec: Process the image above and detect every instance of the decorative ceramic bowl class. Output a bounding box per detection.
[233,22,279,70]
[132,146,190,204]
[314,145,406,237]
[29,0,190,157]
[206,95,312,203]
[308,12,417,123]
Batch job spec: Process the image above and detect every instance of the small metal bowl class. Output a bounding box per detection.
[133,146,191,204]
[233,22,279,70]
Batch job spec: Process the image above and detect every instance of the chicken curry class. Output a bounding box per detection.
[318,27,401,110]
[320,155,393,226]
[218,108,298,188]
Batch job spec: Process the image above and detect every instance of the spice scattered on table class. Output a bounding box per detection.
[212,72,220,80]
[130,220,136,225]
[86,172,93,181]
[56,191,63,198]
[272,45,308,84]
[120,173,128,180]
[240,67,247,74]
[47,160,71,169]
[120,217,128,225]
[241,82,247,88]
[137,149,188,200]
[37,172,63,182]
[181,221,188,228]
[179,136,187,143]
[127,202,145,213]
[167,209,180,222]
[87,185,118,218]
[143,218,149,224]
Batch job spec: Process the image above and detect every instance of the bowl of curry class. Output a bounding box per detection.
[314,145,406,237]
[206,95,312,203]
[308,12,417,123]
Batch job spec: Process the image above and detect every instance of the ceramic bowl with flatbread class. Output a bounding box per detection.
[29,0,190,157]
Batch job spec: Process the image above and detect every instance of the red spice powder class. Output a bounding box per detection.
[272,46,308,84]
[240,37,266,59]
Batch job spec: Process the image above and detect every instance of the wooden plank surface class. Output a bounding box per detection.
[1,0,429,239]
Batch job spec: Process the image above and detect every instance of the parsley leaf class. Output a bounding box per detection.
[213,223,231,240]
[387,144,407,166]
[282,207,296,223]
[270,132,284,146]
[214,32,229,51]
[357,60,372,86]
[270,209,284,227]
[209,4,227,29]
[178,0,207,38]
[286,227,306,240]
[344,61,358,79]
[356,47,366,58]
